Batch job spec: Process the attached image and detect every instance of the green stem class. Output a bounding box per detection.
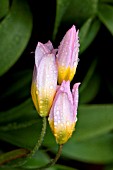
[37,144,63,170]
[28,116,47,159]
[8,117,47,167]
[0,149,29,166]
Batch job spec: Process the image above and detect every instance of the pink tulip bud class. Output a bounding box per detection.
[48,80,80,144]
[56,25,79,84]
[31,41,58,117]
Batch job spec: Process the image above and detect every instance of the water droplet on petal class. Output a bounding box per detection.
[56,110,60,115]
[58,120,60,124]
[62,62,65,66]
[40,99,43,104]
[46,74,49,78]
[54,115,57,120]
[50,85,53,89]
[73,61,77,67]
[60,86,64,91]
[72,89,74,93]
[66,121,70,125]
[54,133,57,137]
[75,117,77,122]
[54,122,57,126]
[77,58,80,63]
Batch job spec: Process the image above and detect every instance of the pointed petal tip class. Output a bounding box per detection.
[70,25,77,33]
[73,82,81,89]
[72,82,81,94]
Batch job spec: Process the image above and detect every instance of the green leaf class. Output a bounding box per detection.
[0,99,37,124]
[1,103,113,151]
[80,59,97,93]
[0,0,9,19]
[98,4,113,35]
[23,151,55,170]
[0,167,23,170]
[54,164,77,170]
[0,70,32,109]
[79,17,101,53]
[104,164,113,170]
[79,59,100,103]
[0,123,42,150]
[53,0,70,39]
[80,73,100,103]
[0,0,32,76]
[100,0,113,5]
[44,104,113,145]
[61,133,113,163]
[0,105,113,148]
[62,0,98,26]
[75,104,113,141]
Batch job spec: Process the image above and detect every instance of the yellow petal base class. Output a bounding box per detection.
[31,82,56,117]
[58,66,76,85]
[49,119,76,144]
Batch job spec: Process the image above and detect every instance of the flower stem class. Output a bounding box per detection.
[37,144,63,170]
[10,117,47,167]
[28,116,47,158]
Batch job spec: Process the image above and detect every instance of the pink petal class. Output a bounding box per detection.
[57,25,78,68]
[71,30,80,68]
[35,41,54,67]
[72,83,80,120]
[44,40,54,51]
[37,53,57,94]
[49,80,73,121]
[59,81,73,104]
[49,86,74,124]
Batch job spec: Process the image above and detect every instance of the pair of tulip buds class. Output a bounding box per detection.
[31,25,80,144]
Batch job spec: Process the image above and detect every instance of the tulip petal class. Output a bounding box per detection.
[56,25,79,84]
[48,81,76,144]
[57,25,76,67]
[31,66,39,112]
[72,83,80,120]
[35,41,54,68]
[37,54,57,116]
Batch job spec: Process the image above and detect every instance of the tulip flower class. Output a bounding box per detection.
[48,80,80,144]
[56,25,79,84]
[31,41,58,117]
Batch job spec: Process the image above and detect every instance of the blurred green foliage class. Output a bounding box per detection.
[0,0,113,169]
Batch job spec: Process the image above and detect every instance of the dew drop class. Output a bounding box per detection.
[58,120,60,124]
[77,58,80,63]
[46,74,49,78]
[62,62,65,66]
[61,123,64,127]
[60,86,64,91]
[65,52,68,56]
[54,133,57,137]
[75,117,77,122]
[54,115,57,120]
[72,89,74,93]
[40,100,43,104]
[73,61,77,67]
[54,70,57,74]
[66,121,70,125]
[56,110,60,115]
[54,122,57,126]
[50,85,53,89]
